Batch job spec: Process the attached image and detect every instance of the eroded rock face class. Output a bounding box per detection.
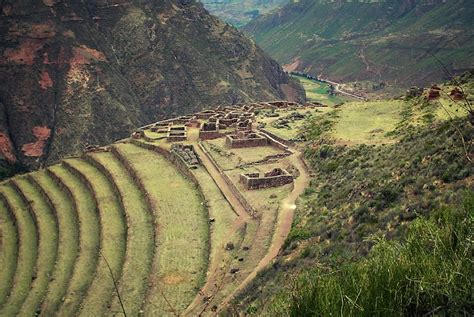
[0,0,304,170]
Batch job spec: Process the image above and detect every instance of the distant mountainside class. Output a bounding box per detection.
[0,0,304,172]
[244,0,474,88]
[200,0,288,27]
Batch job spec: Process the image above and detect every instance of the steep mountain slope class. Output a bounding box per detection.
[0,0,304,171]
[244,0,474,88]
[200,0,288,27]
[229,77,474,315]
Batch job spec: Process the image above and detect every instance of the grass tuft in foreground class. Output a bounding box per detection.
[270,193,474,316]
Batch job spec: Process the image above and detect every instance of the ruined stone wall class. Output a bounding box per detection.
[198,142,257,216]
[240,173,294,190]
[199,131,222,140]
[225,135,268,148]
[259,128,293,147]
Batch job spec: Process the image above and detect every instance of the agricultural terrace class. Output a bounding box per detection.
[2,88,465,315]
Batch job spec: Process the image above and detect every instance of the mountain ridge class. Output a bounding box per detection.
[0,0,304,171]
[244,0,474,90]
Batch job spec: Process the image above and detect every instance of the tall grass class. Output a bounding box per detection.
[270,193,474,316]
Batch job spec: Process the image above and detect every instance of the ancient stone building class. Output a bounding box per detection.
[406,86,424,98]
[132,130,145,139]
[199,122,221,140]
[450,87,464,101]
[226,131,267,148]
[167,125,187,142]
[196,110,216,119]
[427,85,441,100]
[170,144,200,168]
[240,168,294,190]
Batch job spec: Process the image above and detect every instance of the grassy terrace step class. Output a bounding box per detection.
[0,184,38,316]
[113,143,209,315]
[48,164,100,316]
[63,158,127,316]
[184,167,240,314]
[88,152,154,315]
[192,168,237,265]
[32,171,80,315]
[0,195,18,308]
[14,177,59,316]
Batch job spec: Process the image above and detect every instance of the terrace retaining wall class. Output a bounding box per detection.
[258,128,293,147]
[198,142,257,217]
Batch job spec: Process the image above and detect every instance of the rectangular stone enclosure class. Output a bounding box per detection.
[225,131,268,148]
[240,168,294,190]
[167,125,187,142]
[199,122,221,140]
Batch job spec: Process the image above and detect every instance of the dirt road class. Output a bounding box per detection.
[216,149,311,312]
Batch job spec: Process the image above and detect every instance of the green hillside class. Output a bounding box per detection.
[0,75,472,315]
[244,0,474,90]
[229,75,474,315]
[200,0,288,27]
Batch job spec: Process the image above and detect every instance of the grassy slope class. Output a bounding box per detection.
[15,177,58,316]
[50,165,100,316]
[233,83,474,314]
[270,195,474,316]
[115,143,208,315]
[0,185,37,316]
[244,0,474,87]
[0,196,18,308]
[332,100,405,144]
[64,158,127,317]
[33,171,80,315]
[89,151,155,315]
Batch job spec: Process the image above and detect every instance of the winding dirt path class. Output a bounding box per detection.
[320,77,367,101]
[183,133,310,315]
[216,149,311,312]
[184,142,253,315]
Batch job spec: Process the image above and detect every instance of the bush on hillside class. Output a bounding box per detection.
[270,193,474,316]
[286,118,474,259]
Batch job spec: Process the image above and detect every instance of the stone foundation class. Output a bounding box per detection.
[167,125,187,142]
[199,121,221,140]
[225,131,267,148]
[240,168,294,190]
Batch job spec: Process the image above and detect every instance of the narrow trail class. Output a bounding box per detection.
[216,149,311,312]
[184,131,310,314]
[320,77,367,101]
[184,142,253,315]
[184,217,246,315]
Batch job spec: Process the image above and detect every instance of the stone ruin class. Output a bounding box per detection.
[196,110,216,120]
[268,101,297,108]
[406,86,424,98]
[239,168,294,190]
[150,122,169,134]
[170,144,200,169]
[199,121,221,140]
[225,130,267,148]
[236,119,252,131]
[167,125,187,142]
[85,144,109,153]
[138,100,311,142]
[450,87,464,101]
[427,85,441,100]
[132,130,145,139]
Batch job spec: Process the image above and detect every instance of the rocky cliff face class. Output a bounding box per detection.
[0,0,304,170]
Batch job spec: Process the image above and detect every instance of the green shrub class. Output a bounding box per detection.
[270,193,474,316]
